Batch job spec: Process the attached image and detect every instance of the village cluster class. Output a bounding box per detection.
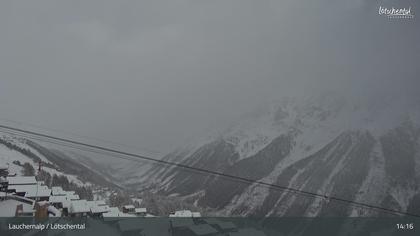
[0,167,267,235]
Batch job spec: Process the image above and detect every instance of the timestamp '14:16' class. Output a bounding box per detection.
[396,223,414,230]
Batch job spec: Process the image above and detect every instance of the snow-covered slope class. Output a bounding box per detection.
[133,93,420,216]
[0,134,118,189]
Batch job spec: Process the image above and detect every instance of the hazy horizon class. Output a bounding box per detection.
[0,0,419,154]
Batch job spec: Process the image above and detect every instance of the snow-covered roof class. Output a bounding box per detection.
[90,205,109,214]
[0,199,34,217]
[52,186,66,196]
[65,192,80,201]
[134,208,147,213]
[93,200,106,206]
[62,200,71,209]
[87,201,110,214]
[48,205,61,217]
[69,200,89,213]
[102,207,121,217]
[123,205,135,209]
[11,184,51,198]
[169,210,201,217]
[103,207,135,218]
[7,176,37,185]
[49,195,67,203]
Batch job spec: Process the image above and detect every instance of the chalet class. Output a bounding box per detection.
[0,165,8,177]
[65,192,80,201]
[122,204,135,214]
[51,186,66,196]
[34,201,49,219]
[87,200,110,217]
[0,191,7,200]
[103,207,135,220]
[7,176,37,185]
[48,205,61,217]
[0,166,8,193]
[9,184,51,201]
[134,207,147,216]
[102,207,120,218]
[61,199,71,216]
[0,199,35,217]
[49,195,67,209]
[0,178,7,197]
[69,200,90,217]
[169,210,201,217]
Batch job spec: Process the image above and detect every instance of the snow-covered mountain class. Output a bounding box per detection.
[132,93,420,216]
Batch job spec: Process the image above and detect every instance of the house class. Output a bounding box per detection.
[9,184,51,201]
[51,186,66,196]
[87,200,110,217]
[48,205,61,217]
[102,207,121,218]
[169,210,201,217]
[6,176,37,195]
[69,200,90,217]
[65,191,80,201]
[0,199,35,217]
[134,207,147,216]
[0,177,8,195]
[49,195,68,209]
[34,201,49,219]
[25,186,51,201]
[7,176,37,185]
[103,207,134,221]
[0,165,8,177]
[122,204,135,214]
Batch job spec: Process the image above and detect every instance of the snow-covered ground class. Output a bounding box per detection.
[0,134,91,187]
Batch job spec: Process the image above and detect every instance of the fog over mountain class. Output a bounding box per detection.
[0,0,419,154]
[0,0,420,221]
[125,92,420,217]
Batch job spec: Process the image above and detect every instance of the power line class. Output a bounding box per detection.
[0,124,419,218]
[0,117,162,156]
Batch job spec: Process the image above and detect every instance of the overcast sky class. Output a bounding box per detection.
[0,0,419,154]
